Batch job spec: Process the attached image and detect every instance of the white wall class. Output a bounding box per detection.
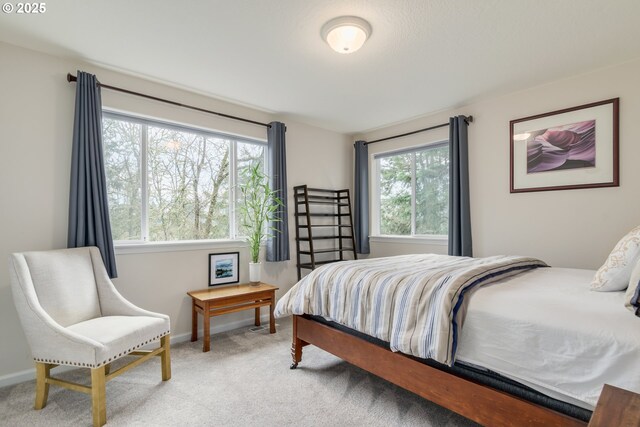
[358,58,640,269]
[0,42,351,382]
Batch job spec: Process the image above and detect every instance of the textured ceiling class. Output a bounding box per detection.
[1,0,639,133]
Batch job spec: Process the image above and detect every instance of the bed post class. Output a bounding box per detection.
[290,315,305,369]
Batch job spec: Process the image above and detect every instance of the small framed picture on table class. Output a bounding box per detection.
[208,252,240,286]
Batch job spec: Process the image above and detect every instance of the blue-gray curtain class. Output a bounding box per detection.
[266,121,290,262]
[354,140,370,254]
[68,71,118,278]
[448,116,472,257]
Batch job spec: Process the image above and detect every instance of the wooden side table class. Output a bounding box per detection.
[187,283,279,352]
[589,384,640,426]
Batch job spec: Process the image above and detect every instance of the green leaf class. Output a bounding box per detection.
[237,161,284,263]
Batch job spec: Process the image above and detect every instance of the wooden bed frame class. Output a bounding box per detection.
[290,314,587,427]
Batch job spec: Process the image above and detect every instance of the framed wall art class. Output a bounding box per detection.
[510,98,619,193]
[208,252,240,286]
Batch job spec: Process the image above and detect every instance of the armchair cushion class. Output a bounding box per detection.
[67,316,169,367]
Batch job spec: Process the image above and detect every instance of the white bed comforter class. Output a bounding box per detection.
[456,267,640,409]
[275,254,546,365]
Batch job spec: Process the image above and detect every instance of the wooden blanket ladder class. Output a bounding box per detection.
[294,185,358,280]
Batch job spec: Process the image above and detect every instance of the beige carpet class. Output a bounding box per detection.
[0,317,479,426]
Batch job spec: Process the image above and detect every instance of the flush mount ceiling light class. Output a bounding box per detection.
[321,16,372,54]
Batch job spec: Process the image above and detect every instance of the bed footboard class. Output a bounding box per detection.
[289,314,586,427]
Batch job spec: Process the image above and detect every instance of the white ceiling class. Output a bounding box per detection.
[1,0,639,134]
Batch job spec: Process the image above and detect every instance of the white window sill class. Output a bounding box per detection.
[369,235,448,246]
[115,239,248,255]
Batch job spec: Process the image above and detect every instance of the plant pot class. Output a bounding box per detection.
[249,262,261,285]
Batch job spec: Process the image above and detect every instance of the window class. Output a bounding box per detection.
[102,112,266,243]
[374,141,449,237]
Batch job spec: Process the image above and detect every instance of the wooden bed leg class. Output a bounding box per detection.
[291,340,303,369]
[290,315,303,369]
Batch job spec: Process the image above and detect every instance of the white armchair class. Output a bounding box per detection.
[9,247,171,427]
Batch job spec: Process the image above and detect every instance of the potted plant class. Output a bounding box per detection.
[238,162,284,284]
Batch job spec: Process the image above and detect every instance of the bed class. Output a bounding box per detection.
[275,254,640,426]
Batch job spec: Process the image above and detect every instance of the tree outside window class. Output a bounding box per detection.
[376,142,449,237]
[102,113,265,243]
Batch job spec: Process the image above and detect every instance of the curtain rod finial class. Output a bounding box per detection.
[67,73,77,83]
[466,115,473,123]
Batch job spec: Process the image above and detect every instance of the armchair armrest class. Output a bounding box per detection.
[89,248,169,322]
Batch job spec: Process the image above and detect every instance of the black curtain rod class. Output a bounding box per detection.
[365,115,473,145]
[66,73,271,129]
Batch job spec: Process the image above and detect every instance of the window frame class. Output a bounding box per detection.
[102,110,267,249]
[371,139,449,243]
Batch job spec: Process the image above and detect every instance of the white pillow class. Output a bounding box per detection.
[591,225,640,292]
[624,259,640,316]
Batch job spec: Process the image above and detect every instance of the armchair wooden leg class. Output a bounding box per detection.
[161,335,171,381]
[91,366,106,427]
[34,362,51,409]
[104,363,111,376]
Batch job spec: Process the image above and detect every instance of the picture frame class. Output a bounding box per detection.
[208,252,240,286]
[510,98,619,193]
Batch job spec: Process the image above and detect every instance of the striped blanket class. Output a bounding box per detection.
[275,254,547,365]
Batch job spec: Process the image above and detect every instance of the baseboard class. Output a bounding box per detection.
[0,314,273,389]
[0,365,78,389]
